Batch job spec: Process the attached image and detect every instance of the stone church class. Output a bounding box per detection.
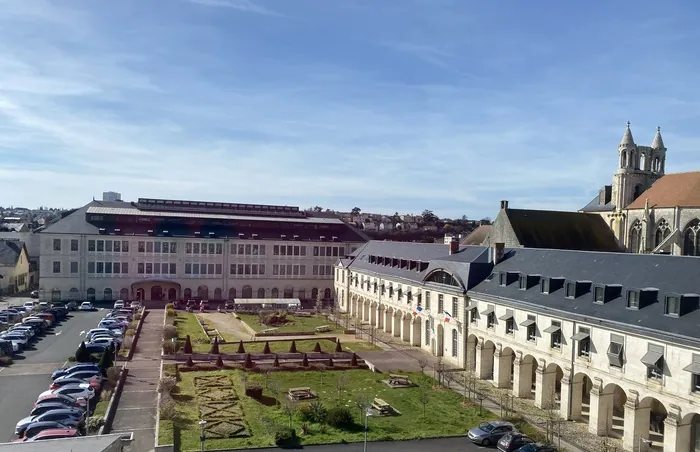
[580,122,700,256]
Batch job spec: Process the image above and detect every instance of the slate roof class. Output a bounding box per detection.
[346,241,491,289]
[0,240,25,266]
[626,172,700,209]
[470,247,700,346]
[579,195,616,213]
[0,433,126,451]
[461,225,492,245]
[504,209,622,252]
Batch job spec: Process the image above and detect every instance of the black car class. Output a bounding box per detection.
[498,433,535,451]
[30,402,83,417]
[16,408,85,436]
[19,421,69,439]
[515,444,558,452]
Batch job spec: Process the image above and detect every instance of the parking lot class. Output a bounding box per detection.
[0,308,106,442]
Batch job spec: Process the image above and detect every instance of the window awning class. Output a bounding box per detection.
[683,362,700,374]
[520,319,536,327]
[571,331,589,341]
[543,325,560,334]
[481,306,494,315]
[499,312,514,321]
[641,350,664,368]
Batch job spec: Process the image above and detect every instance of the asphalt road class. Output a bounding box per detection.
[0,309,106,442]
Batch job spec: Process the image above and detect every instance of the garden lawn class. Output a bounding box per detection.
[161,369,494,451]
[236,313,344,334]
[174,313,210,353]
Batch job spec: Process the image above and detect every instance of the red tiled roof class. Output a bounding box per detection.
[627,172,700,209]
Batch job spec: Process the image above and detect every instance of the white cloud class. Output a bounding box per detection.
[183,0,282,16]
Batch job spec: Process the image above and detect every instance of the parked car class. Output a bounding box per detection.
[35,393,89,410]
[91,333,122,345]
[78,302,95,311]
[0,332,28,348]
[23,301,37,313]
[468,421,517,447]
[13,428,81,442]
[51,363,100,380]
[38,302,50,311]
[498,433,535,451]
[15,408,85,436]
[113,300,125,309]
[85,328,122,341]
[88,337,118,348]
[0,339,15,355]
[30,290,39,299]
[49,377,101,391]
[29,402,84,418]
[38,385,95,402]
[15,421,69,439]
[52,371,104,387]
[514,443,558,452]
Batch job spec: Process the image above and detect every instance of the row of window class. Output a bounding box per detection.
[184,263,224,276]
[422,318,460,358]
[88,262,131,274]
[231,264,266,276]
[185,242,223,255]
[47,287,335,302]
[232,244,267,256]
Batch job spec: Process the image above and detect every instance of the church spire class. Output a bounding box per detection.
[652,126,665,149]
[620,121,635,146]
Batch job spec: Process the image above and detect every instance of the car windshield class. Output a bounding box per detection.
[479,423,495,432]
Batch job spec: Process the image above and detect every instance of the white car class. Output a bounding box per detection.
[113,300,125,309]
[23,301,37,313]
[89,337,118,347]
[85,328,122,341]
[78,302,95,311]
[39,385,95,401]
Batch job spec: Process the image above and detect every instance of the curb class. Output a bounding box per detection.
[126,307,147,361]
[97,365,129,435]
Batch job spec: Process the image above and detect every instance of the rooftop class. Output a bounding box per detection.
[0,433,127,452]
[626,172,700,209]
[0,240,25,266]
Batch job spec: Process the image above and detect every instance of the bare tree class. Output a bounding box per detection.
[281,398,297,428]
[420,388,429,418]
[263,367,272,389]
[417,358,428,375]
[267,380,282,407]
[444,371,456,389]
[335,372,349,402]
[355,393,372,423]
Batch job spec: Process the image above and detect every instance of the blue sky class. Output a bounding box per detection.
[1,0,699,219]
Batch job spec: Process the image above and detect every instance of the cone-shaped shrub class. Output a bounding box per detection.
[75,341,89,363]
[210,337,220,354]
[216,355,224,368]
[335,340,342,352]
[185,356,194,367]
[273,354,280,367]
[263,341,271,354]
[237,340,245,354]
[244,353,253,369]
[313,342,322,353]
[289,340,297,353]
[328,357,334,367]
[184,335,193,354]
[351,353,358,367]
[302,354,309,367]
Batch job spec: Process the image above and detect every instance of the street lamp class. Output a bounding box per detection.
[199,419,207,452]
[363,410,373,452]
[638,436,653,452]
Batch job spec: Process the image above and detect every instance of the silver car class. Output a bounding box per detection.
[467,420,517,447]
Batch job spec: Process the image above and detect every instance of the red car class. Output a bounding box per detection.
[13,428,80,443]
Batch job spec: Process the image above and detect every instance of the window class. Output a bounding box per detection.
[524,315,537,341]
[260,245,266,255]
[114,241,120,252]
[484,305,495,329]
[170,242,177,253]
[105,262,112,274]
[122,262,129,274]
[209,244,216,254]
[113,262,120,274]
[122,241,129,252]
[96,262,104,274]
[238,244,244,255]
[53,239,61,251]
[88,240,96,251]
[193,264,200,275]
[498,273,506,286]
[470,308,478,324]
[146,242,153,253]
[70,239,79,252]
[546,321,562,349]
[299,246,305,256]
[97,240,104,252]
[574,327,591,357]
[438,294,444,313]
[70,261,78,274]
[193,243,200,254]
[643,343,664,380]
[452,297,459,318]
[52,261,61,273]
[146,263,152,274]
[541,278,550,294]
[607,334,624,368]
[425,319,431,345]
[694,374,700,393]
[519,275,527,290]
[425,292,431,310]
[216,243,222,254]
[452,329,458,357]
[170,263,176,274]
[280,245,287,256]
[274,245,280,255]
[106,240,112,252]
[504,314,514,335]
[209,264,215,275]
[215,264,222,275]
[154,242,161,253]
[665,295,680,316]
[138,241,145,252]
[187,243,193,254]
[565,282,575,298]
[88,261,95,273]
[139,263,145,274]
[627,290,639,309]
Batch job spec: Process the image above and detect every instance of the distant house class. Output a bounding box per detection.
[0,239,30,294]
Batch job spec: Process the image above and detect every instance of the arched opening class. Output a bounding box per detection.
[637,397,667,450]
[69,288,80,301]
[683,220,700,256]
[257,288,265,298]
[270,287,279,298]
[629,221,643,253]
[87,288,96,302]
[197,285,208,300]
[653,156,660,172]
[640,152,647,170]
[401,312,411,343]
[630,150,636,168]
[297,289,306,300]
[324,288,332,300]
[119,288,129,301]
[655,219,671,248]
[466,335,478,372]
[621,151,627,168]
[678,413,700,452]
[515,354,538,399]
[570,373,593,423]
[411,317,421,346]
[228,288,236,300]
[311,288,319,300]
[480,340,496,380]
[283,287,294,298]
[51,289,61,302]
[151,286,163,301]
[213,288,222,300]
[242,285,253,298]
[596,383,627,439]
[539,363,563,410]
[393,309,402,338]
[136,288,145,301]
[435,323,444,357]
[424,270,463,288]
[496,347,515,388]
[168,288,177,300]
[103,288,113,301]
[183,288,192,299]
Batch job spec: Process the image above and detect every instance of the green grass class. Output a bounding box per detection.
[236,313,345,334]
[92,400,109,418]
[161,369,494,450]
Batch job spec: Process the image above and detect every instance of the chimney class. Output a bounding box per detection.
[500,200,509,210]
[492,242,505,264]
[449,237,459,255]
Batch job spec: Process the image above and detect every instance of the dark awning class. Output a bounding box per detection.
[683,362,700,374]
[520,319,536,327]
[481,306,494,315]
[641,349,664,367]
[543,325,560,334]
[571,331,589,341]
[498,311,513,321]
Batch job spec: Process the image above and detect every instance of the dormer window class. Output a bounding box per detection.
[665,295,680,316]
[565,282,576,298]
[541,278,550,294]
[499,273,506,286]
[519,275,527,290]
[627,290,640,309]
[594,286,605,303]
[663,293,699,317]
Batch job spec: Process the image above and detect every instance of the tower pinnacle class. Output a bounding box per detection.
[620,121,635,145]
[652,126,665,149]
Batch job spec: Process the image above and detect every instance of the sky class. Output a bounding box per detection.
[1,0,700,219]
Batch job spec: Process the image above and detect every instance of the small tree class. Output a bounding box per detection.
[183,335,193,354]
[354,394,372,423]
[313,342,322,353]
[216,355,224,368]
[185,356,194,367]
[244,353,253,369]
[420,388,429,418]
[350,353,358,367]
[302,354,309,367]
[268,380,282,406]
[417,358,428,374]
[263,341,271,354]
[289,340,297,353]
[237,340,245,353]
[335,372,349,402]
[281,398,297,428]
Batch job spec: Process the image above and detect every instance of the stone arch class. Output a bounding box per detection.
[621,150,627,168]
[242,285,253,298]
[536,362,564,410]
[479,340,496,381]
[630,150,636,168]
[515,354,538,399]
[103,288,113,301]
[570,372,594,422]
[435,323,444,357]
[51,288,61,302]
[87,288,96,302]
[466,334,478,372]
[677,412,700,452]
[682,219,700,256]
[385,305,395,335]
[257,288,265,298]
[324,288,332,300]
[653,156,661,171]
[401,312,412,343]
[654,218,671,248]
[393,309,403,338]
[69,288,80,301]
[637,396,668,449]
[594,383,627,438]
[411,315,421,346]
[640,151,647,170]
[311,288,319,300]
[297,288,305,300]
[629,219,643,253]
[495,346,516,388]
[183,288,192,299]
[168,288,177,300]
[228,288,236,300]
[119,288,129,301]
[213,288,222,300]
[423,268,465,289]
[197,285,208,300]
[283,286,294,298]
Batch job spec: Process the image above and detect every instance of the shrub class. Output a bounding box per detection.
[86,415,104,433]
[0,356,13,366]
[326,406,354,428]
[100,389,113,402]
[289,340,297,353]
[335,340,342,352]
[302,354,309,367]
[163,325,177,341]
[313,342,321,352]
[215,355,224,367]
[134,312,142,321]
[244,353,253,369]
[75,341,90,362]
[304,400,327,424]
[158,375,178,395]
[159,395,177,420]
[274,426,298,446]
[236,340,245,353]
[166,308,176,318]
[129,321,139,330]
[125,328,136,337]
[185,356,194,367]
[165,303,175,310]
[183,335,193,354]
[105,366,121,387]
[263,341,271,354]
[245,384,263,399]
[162,340,177,355]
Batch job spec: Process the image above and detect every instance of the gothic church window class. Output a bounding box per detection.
[629,220,643,254]
[654,219,671,248]
[683,219,700,256]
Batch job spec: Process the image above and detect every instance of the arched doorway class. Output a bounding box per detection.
[479,340,495,380]
[257,288,265,298]
[168,288,177,300]
[594,383,627,438]
[228,288,236,300]
[636,397,667,450]
[69,288,80,301]
[271,287,279,298]
[136,288,145,301]
[51,289,61,302]
[324,288,331,300]
[214,288,222,300]
[183,288,192,299]
[411,316,421,346]
[435,323,444,357]
[197,286,208,300]
[496,347,515,388]
[151,286,163,301]
[103,288,113,301]
[678,413,700,452]
[284,287,293,298]
[515,354,537,399]
[120,288,129,300]
[242,285,252,298]
[393,309,402,338]
[311,288,318,300]
[87,288,96,302]
[297,289,306,300]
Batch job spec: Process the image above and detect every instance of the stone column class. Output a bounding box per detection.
[493,350,511,388]
[476,342,491,380]
[622,391,648,452]
[535,367,547,408]
[587,379,609,435]
[512,357,528,398]
[559,373,572,421]
[664,416,679,452]
[370,304,377,327]
[410,318,419,346]
[383,310,392,334]
[393,313,401,337]
[374,305,382,329]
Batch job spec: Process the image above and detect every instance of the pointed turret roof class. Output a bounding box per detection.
[652,126,665,149]
[620,121,635,146]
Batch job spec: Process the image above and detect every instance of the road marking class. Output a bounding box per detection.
[0,367,4,374]
[79,330,85,336]
[54,330,62,336]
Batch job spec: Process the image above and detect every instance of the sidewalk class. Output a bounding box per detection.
[111,309,164,452]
